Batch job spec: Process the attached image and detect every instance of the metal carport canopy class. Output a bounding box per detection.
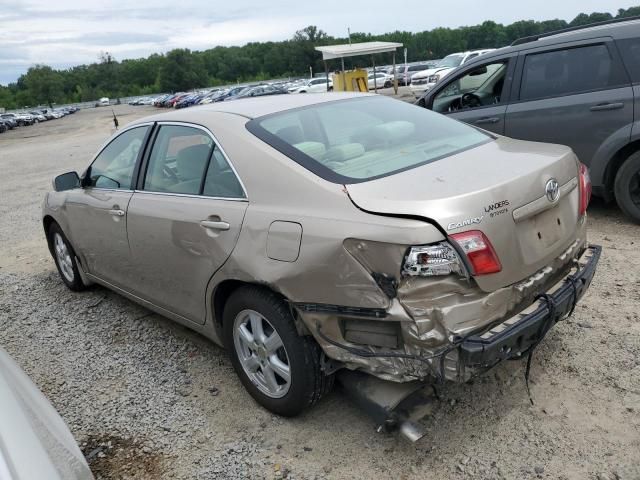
[315,41,403,60]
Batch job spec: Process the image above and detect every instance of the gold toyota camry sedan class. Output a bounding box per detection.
[44,93,600,416]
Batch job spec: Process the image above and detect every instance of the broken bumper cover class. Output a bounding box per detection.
[457,244,601,372]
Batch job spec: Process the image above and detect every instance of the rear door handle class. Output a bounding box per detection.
[200,220,230,231]
[109,209,125,216]
[474,117,500,124]
[590,102,624,112]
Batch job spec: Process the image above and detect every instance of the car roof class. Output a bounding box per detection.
[133,92,374,123]
[465,17,640,67]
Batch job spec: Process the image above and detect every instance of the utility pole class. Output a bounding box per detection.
[348,28,351,46]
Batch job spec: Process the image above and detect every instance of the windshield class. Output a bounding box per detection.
[247,96,490,183]
[438,54,464,68]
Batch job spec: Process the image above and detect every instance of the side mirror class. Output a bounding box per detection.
[469,66,488,76]
[54,171,80,192]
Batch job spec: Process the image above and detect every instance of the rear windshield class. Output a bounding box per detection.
[246,96,490,183]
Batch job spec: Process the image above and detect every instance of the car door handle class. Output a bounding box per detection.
[590,102,624,112]
[200,220,230,231]
[109,209,125,216]
[474,117,500,124]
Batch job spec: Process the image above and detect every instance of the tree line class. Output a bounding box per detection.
[1,7,638,110]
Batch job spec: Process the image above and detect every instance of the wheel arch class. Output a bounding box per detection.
[42,215,58,254]
[212,280,295,338]
[602,139,640,202]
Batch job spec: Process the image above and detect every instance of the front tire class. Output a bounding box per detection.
[614,151,640,223]
[48,223,86,291]
[223,286,333,417]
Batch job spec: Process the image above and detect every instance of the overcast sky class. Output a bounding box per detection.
[0,0,636,85]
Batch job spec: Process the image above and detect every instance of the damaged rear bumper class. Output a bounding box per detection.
[453,244,601,379]
[300,244,601,383]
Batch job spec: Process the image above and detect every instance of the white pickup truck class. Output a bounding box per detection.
[410,49,494,98]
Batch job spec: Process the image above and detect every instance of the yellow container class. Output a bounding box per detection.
[333,69,368,92]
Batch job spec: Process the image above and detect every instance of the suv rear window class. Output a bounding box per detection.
[520,44,624,101]
[617,38,640,84]
[246,96,490,184]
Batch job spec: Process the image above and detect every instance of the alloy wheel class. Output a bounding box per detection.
[53,233,74,282]
[232,309,291,398]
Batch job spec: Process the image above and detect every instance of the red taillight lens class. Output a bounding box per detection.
[578,163,592,217]
[450,230,502,275]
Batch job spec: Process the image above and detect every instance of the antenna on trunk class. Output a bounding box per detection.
[111,109,119,130]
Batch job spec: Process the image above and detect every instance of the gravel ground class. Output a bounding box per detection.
[0,104,639,480]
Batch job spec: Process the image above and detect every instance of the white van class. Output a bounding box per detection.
[99,97,110,106]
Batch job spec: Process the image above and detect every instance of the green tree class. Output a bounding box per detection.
[157,49,207,92]
[23,65,64,106]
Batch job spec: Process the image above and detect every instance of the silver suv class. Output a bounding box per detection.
[417,17,640,222]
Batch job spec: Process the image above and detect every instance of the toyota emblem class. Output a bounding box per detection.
[545,178,560,203]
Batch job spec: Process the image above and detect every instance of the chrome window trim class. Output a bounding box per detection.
[83,188,134,193]
[143,121,249,200]
[132,189,248,203]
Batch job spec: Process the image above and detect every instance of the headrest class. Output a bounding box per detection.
[293,141,326,160]
[324,143,365,163]
[176,144,211,180]
[368,121,415,145]
[277,125,304,144]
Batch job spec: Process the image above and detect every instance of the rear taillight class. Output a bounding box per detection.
[578,163,592,217]
[450,230,502,275]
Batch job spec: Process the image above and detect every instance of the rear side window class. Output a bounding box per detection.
[520,44,625,101]
[143,125,245,198]
[144,125,213,195]
[617,38,640,84]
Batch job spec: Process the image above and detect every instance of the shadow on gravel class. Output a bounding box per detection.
[82,434,167,479]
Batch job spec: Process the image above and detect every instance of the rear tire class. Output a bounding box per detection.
[48,223,86,291]
[223,286,333,417]
[614,151,640,224]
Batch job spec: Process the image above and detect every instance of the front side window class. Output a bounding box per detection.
[248,96,490,183]
[143,125,213,195]
[520,44,622,101]
[433,61,508,113]
[87,126,149,189]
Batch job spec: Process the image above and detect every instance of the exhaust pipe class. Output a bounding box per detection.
[337,370,436,442]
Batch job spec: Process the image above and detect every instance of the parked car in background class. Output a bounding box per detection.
[217,86,251,102]
[231,85,289,100]
[30,111,47,122]
[388,61,440,86]
[15,113,36,125]
[44,92,598,418]
[99,97,110,107]
[0,114,18,128]
[410,50,494,98]
[367,71,393,89]
[417,17,640,222]
[0,119,7,133]
[0,347,94,479]
[291,77,333,93]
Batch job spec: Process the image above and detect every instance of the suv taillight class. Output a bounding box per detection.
[450,230,502,275]
[578,163,592,217]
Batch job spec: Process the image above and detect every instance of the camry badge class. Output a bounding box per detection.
[545,178,560,203]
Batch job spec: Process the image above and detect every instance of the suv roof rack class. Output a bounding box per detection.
[510,15,640,46]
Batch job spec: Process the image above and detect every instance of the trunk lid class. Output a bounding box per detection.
[346,136,582,292]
